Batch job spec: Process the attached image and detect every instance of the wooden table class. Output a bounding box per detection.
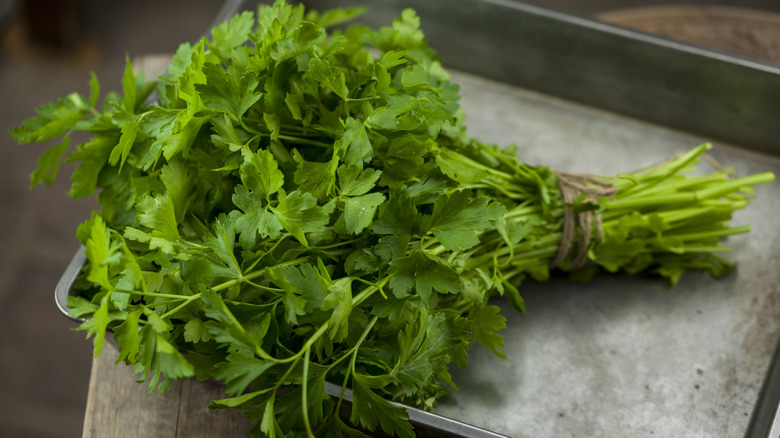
[81,343,250,437]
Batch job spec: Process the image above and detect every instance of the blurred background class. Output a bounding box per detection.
[0,1,222,437]
[1,0,780,436]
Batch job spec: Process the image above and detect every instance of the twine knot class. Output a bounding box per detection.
[550,170,617,269]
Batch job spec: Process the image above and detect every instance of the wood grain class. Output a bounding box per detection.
[81,343,251,438]
[598,5,780,63]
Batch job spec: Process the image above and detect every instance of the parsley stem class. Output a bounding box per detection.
[272,356,301,395]
[312,237,363,250]
[352,275,391,308]
[334,316,378,417]
[278,134,331,148]
[210,257,309,293]
[109,288,191,300]
[660,225,751,242]
[301,347,314,438]
[159,293,201,319]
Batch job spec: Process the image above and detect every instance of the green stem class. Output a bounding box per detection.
[662,225,751,242]
[159,294,201,319]
[278,134,332,148]
[210,257,310,293]
[334,316,378,421]
[302,347,314,438]
[109,288,190,300]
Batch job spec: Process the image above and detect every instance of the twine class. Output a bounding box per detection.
[550,170,618,269]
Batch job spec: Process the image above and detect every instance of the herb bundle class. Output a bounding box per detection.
[11,2,775,436]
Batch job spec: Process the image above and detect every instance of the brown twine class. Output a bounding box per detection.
[550,170,618,269]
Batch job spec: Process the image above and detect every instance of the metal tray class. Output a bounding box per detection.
[56,0,780,436]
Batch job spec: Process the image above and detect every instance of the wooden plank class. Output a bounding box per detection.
[82,342,250,437]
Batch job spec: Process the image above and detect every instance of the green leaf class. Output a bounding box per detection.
[275,365,329,432]
[271,190,330,247]
[338,165,381,197]
[305,57,348,100]
[366,95,415,130]
[241,148,284,200]
[212,352,275,395]
[124,227,178,255]
[84,214,120,290]
[259,397,281,437]
[137,108,176,170]
[67,135,114,198]
[136,193,181,242]
[108,119,140,169]
[201,288,264,356]
[79,295,110,358]
[428,190,506,251]
[496,216,538,246]
[162,112,209,160]
[350,375,414,438]
[155,334,195,379]
[373,191,418,238]
[293,151,338,202]
[160,159,194,223]
[168,42,195,78]
[306,6,366,27]
[29,131,70,188]
[67,296,98,319]
[344,192,385,234]
[267,264,327,313]
[177,39,207,105]
[211,10,255,51]
[400,64,429,89]
[337,118,373,166]
[198,63,262,118]
[435,148,489,184]
[263,113,280,140]
[183,318,212,343]
[331,416,370,438]
[204,215,243,280]
[11,93,88,144]
[231,185,283,249]
[470,305,507,359]
[322,277,353,342]
[209,389,272,410]
[89,71,100,108]
[122,55,137,112]
[145,309,174,333]
[113,309,142,363]
[387,249,461,300]
[395,308,472,394]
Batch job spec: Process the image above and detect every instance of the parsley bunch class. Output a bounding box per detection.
[11,1,774,436]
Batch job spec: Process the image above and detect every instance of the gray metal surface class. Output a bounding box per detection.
[54,245,85,323]
[746,335,780,438]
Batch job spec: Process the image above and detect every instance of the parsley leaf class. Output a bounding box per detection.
[427,190,506,251]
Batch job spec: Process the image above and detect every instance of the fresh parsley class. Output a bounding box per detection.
[11,1,775,436]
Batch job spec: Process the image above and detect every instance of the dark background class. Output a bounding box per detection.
[0,1,221,436]
[2,0,780,436]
